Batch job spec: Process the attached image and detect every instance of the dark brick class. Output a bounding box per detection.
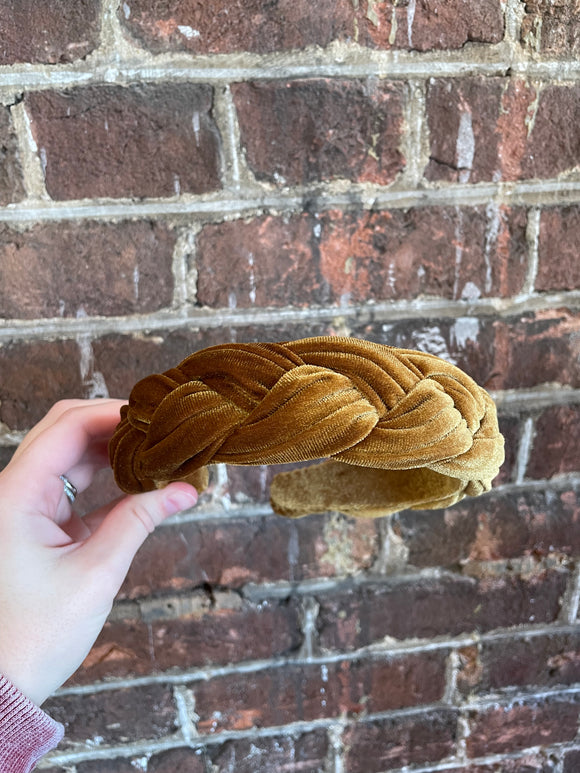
[357,0,504,51]
[78,759,156,773]
[209,731,329,773]
[527,406,580,479]
[0,221,175,319]
[537,207,580,291]
[426,79,580,183]
[0,0,101,64]
[0,340,84,431]
[232,80,405,186]
[495,415,521,485]
[120,512,379,599]
[317,570,567,650]
[121,0,355,54]
[521,1,580,57]
[70,598,302,684]
[343,709,458,773]
[0,445,16,473]
[467,695,580,757]
[196,206,527,309]
[148,749,206,773]
[474,631,580,693]
[0,106,25,204]
[44,684,177,748]
[395,488,580,568]
[194,652,446,733]
[25,84,221,200]
[563,749,580,773]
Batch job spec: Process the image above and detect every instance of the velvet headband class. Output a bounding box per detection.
[109,336,504,518]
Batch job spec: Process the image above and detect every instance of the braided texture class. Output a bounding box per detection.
[109,336,504,518]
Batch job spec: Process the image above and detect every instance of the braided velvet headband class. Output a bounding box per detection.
[109,336,504,518]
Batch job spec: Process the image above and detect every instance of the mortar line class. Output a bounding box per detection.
[3,179,580,224]
[1,289,579,344]
[523,206,541,295]
[54,622,580,698]
[514,416,535,484]
[40,689,580,767]
[9,100,48,200]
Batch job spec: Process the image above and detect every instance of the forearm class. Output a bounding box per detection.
[0,675,63,773]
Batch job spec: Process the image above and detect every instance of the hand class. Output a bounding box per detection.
[0,399,198,706]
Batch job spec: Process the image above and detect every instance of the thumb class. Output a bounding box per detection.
[82,482,198,591]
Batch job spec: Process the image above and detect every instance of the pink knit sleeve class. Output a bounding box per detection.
[0,675,64,773]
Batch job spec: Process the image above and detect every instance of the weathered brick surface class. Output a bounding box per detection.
[466,695,580,757]
[438,755,556,773]
[44,684,177,749]
[537,207,580,291]
[194,652,446,733]
[196,206,528,309]
[563,749,580,773]
[317,570,567,651]
[467,631,580,694]
[121,0,355,54]
[119,512,379,599]
[527,405,580,479]
[426,79,580,182]
[0,446,15,473]
[0,340,84,431]
[208,731,329,773]
[0,221,175,318]
[394,488,580,568]
[0,0,101,64]
[521,1,580,57]
[121,0,504,54]
[70,597,302,684]
[0,107,25,205]
[357,0,504,51]
[343,709,458,772]
[25,84,221,200]
[232,80,405,186]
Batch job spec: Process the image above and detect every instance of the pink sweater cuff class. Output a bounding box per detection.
[0,675,64,773]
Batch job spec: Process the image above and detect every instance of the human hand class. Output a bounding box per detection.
[0,399,198,706]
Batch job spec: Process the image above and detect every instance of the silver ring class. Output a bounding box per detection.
[59,474,78,504]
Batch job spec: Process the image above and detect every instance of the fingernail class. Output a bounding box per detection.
[165,487,198,515]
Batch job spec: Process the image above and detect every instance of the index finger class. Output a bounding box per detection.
[14,400,126,478]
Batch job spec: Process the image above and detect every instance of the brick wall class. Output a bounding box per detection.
[1,1,580,771]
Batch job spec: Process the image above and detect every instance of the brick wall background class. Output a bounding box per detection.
[1,1,580,771]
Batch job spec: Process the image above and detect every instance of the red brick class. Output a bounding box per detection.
[394,488,580,568]
[0,340,84,431]
[0,221,175,319]
[466,695,580,757]
[44,684,177,748]
[474,631,580,694]
[70,598,302,684]
[343,709,458,772]
[232,80,405,186]
[25,84,221,200]
[317,570,568,651]
[0,107,25,204]
[0,0,100,64]
[196,206,527,308]
[357,0,504,51]
[352,310,580,391]
[208,731,329,773]
[77,762,145,773]
[527,406,580,479]
[120,512,379,599]
[521,1,580,57]
[194,652,446,733]
[563,749,580,773]
[148,749,206,773]
[121,0,503,54]
[121,0,355,54]
[537,207,580,291]
[495,415,521,485]
[426,79,580,183]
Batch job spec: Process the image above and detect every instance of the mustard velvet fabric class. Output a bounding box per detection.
[108,336,504,518]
